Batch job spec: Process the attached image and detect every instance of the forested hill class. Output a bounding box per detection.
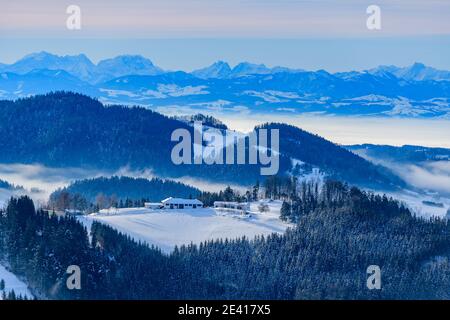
[0,91,189,170]
[0,92,267,185]
[0,92,403,189]
[258,123,405,190]
[49,176,200,210]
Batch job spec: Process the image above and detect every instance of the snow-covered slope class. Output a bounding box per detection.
[0,264,33,300]
[385,190,450,219]
[81,201,289,254]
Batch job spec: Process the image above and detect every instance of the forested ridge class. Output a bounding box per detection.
[48,176,201,211]
[0,92,271,185]
[258,123,404,190]
[0,92,402,188]
[1,181,450,299]
[0,179,23,191]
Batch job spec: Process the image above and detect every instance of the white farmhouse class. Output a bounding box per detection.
[161,197,203,209]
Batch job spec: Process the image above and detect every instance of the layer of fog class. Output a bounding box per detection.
[352,149,450,198]
[0,163,112,207]
[212,114,450,148]
[0,164,245,208]
[114,167,247,193]
[353,150,450,218]
[388,161,450,197]
[0,188,23,209]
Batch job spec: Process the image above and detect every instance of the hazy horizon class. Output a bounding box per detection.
[1,37,450,73]
[2,0,450,70]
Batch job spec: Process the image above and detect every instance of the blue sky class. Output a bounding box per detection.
[1,0,450,71]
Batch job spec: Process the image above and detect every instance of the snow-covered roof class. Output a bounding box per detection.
[161,197,203,205]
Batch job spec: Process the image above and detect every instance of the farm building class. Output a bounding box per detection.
[161,197,203,209]
[144,202,163,209]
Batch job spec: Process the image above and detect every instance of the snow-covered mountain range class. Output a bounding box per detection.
[0,51,163,84]
[1,52,450,118]
[369,62,450,82]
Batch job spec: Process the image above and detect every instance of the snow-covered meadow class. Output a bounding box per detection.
[80,200,290,254]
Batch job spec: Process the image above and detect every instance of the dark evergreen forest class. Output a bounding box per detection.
[1,180,450,300]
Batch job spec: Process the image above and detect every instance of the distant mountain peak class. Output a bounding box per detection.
[0,52,163,84]
[99,54,155,64]
[233,62,268,70]
[98,54,157,67]
[212,60,229,66]
[191,60,232,79]
[21,51,55,60]
[411,62,426,69]
[73,53,93,62]
[191,60,306,79]
[368,62,450,82]
[230,62,271,77]
[19,51,93,64]
[96,55,163,81]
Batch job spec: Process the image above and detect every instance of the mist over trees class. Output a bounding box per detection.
[0,179,24,191]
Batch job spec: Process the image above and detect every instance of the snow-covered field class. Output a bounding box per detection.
[0,264,33,300]
[80,200,289,254]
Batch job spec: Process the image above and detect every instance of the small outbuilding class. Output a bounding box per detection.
[213,201,250,215]
[144,202,163,209]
